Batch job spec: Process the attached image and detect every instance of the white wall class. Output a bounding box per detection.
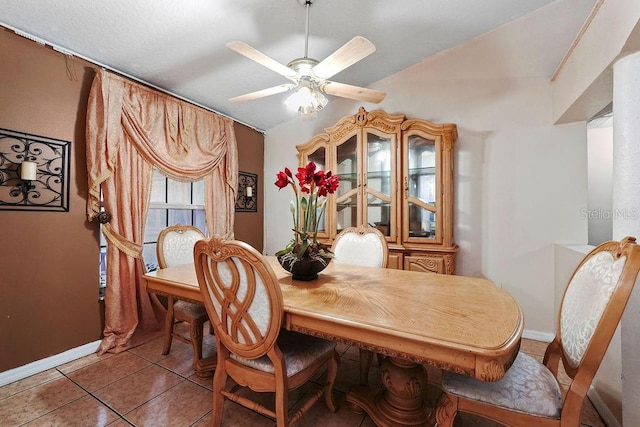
[264,0,588,336]
[587,125,614,245]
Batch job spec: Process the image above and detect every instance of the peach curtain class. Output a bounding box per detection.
[86,69,238,354]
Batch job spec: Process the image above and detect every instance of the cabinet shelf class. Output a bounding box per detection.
[408,166,435,177]
[337,202,391,209]
[338,170,391,181]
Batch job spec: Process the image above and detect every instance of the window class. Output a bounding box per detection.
[99,169,206,300]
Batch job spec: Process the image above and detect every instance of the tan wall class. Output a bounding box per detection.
[0,28,264,371]
[233,123,264,252]
[0,28,102,371]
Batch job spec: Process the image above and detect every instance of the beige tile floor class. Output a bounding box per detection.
[0,323,607,426]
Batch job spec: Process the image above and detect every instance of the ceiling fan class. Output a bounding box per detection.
[226,0,386,113]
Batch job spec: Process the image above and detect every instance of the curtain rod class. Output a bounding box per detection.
[2,24,265,134]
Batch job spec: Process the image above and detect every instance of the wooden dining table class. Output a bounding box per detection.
[143,256,523,427]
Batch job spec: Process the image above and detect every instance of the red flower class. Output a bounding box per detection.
[325,172,339,194]
[317,172,339,197]
[296,162,316,194]
[275,171,290,189]
[313,169,326,186]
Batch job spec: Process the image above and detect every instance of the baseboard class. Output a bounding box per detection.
[588,386,621,427]
[0,340,101,387]
[522,329,555,343]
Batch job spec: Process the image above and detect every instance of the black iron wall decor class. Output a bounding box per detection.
[236,171,257,212]
[0,128,71,211]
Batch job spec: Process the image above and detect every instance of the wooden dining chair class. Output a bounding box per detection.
[333,224,388,386]
[194,236,339,427]
[157,224,209,370]
[435,236,640,427]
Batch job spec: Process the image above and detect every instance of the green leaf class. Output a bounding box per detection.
[275,247,291,257]
[275,241,295,257]
[296,240,310,258]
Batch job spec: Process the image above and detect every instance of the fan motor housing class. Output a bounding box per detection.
[287,58,320,77]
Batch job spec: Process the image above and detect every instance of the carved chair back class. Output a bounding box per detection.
[194,236,282,360]
[333,225,388,268]
[157,224,205,268]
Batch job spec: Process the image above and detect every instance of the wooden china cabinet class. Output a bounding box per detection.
[297,106,458,274]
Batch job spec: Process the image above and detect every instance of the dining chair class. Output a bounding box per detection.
[157,224,209,370]
[333,224,388,386]
[194,236,339,427]
[435,236,640,427]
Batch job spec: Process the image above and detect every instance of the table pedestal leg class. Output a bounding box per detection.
[346,356,433,426]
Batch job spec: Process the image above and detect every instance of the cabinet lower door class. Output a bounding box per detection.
[387,251,403,270]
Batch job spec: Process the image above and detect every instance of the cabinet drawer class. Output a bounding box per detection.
[404,255,444,273]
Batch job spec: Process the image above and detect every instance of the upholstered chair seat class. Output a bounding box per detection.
[442,351,563,419]
[231,330,337,376]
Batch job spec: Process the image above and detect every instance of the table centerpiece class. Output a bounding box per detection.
[274,161,339,281]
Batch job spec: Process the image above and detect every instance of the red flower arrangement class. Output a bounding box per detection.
[274,161,339,262]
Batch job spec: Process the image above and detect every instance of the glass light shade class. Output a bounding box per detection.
[285,84,328,117]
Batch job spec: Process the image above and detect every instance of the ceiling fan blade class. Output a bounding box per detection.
[321,81,386,103]
[312,36,376,80]
[229,84,296,103]
[227,41,299,80]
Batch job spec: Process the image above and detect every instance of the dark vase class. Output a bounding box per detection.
[277,255,331,281]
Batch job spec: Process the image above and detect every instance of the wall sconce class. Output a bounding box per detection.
[235,171,257,212]
[17,161,37,200]
[0,128,70,211]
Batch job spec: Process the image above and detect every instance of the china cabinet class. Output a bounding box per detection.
[297,107,458,273]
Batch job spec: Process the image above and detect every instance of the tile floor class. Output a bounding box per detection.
[0,323,607,426]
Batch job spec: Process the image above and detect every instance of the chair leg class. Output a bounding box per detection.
[274,375,289,426]
[189,318,205,369]
[211,362,228,427]
[435,393,458,427]
[162,297,176,355]
[324,350,339,413]
[359,349,374,386]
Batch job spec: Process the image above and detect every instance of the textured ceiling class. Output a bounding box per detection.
[0,0,596,131]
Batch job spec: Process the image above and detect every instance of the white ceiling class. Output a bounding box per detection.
[0,0,596,131]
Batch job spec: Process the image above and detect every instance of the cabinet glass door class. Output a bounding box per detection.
[406,134,438,241]
[336,135,358,233]
[365,132,393,238]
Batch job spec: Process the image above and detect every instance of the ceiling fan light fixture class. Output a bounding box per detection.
[227,0,385,117]
[284,80,328,117]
